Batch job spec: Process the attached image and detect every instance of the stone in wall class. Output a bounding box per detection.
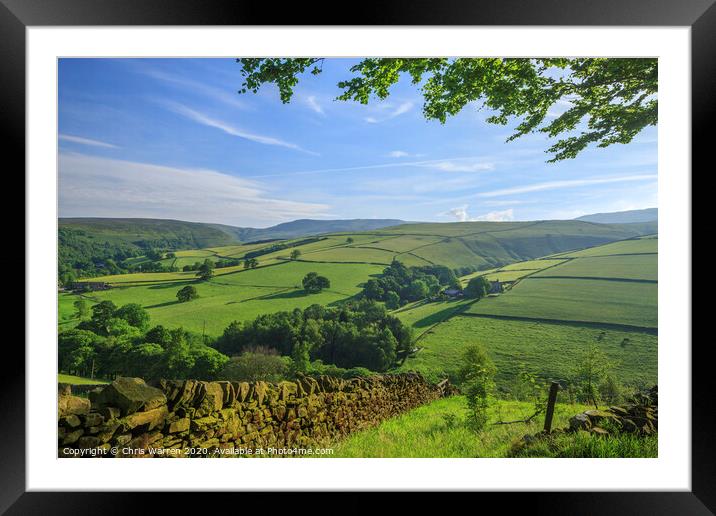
[57,372,456,458]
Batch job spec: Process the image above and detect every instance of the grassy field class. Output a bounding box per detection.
[397,315,657,387]
[465,277,657,328]
[329,396,640,458]
[392,298,476,339]
[62,261,382,336]
[407,239,489,269]
[532,254,657,281]
[500,259,567,271]
[299,246,397,265]
[359,234,444,253]
[552,237,657,258]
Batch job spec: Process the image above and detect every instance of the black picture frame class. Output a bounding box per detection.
[3,0,708,512]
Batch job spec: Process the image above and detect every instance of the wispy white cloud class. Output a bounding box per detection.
[364,101,414,123]
[482,199,532,207]
[393,101,414,117]
[249,155,495,179]
[164,102,319,155]
[58,153,330,227]
[388,150,409,158]
[59,134,119,149]
[139,67,250,111]
[387,150,427,159]
[477,174,657,198]
[424,160,494,172]
[304,95,325,116]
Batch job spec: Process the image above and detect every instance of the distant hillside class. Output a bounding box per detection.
[355,219,658,273]
[58,216,656,280]
[58,217,410,279]
[575,208,657,224]
[58,218,238,279]
[210,218,409,242]
[59,218,237,248]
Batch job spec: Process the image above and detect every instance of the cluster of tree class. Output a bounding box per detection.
[464,276,493,299]
[144,248,166,261]
[214,301,412,372]
[181,259,219,280]
[361,261,461,307]
[302,272,330,293]
[243,258,259,269]
[218,348,373,384]
[181,257,243,272]
[60,301,228,381]
[126,261,179,274]
[59,228,143,283]
[196,260,214,281]
[58,227,216,282]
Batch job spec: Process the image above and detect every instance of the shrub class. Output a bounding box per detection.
[218,351,291,383]
[457,344,496,432]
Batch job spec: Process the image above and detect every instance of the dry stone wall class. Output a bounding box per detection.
[58,373,457,458]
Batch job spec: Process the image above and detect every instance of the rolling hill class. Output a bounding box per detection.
[59,217,237,249]
[60,217,410,247]
[575,208,658,224]
[209,218,409,242]
[61,219,657,337]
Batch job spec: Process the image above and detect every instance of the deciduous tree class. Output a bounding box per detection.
[238,58,657,162]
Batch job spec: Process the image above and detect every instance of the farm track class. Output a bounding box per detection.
[456,312,658,335]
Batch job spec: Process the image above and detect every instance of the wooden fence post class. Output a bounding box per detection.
[543,381,560,433]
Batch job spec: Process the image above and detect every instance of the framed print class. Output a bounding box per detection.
[4,0,710,511]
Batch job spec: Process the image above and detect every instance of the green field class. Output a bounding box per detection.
[329,396,648,458]
[359,234,444,253]
[392,299,475,339]
[63,261,382,336]
[298,246,397,265]
[465,277,657,328]
[500,259,567,271]
[407,239,489,269]
[397,315,657,387]
[532,254,657,281]
[394,237,657,390]
[552,237,657,258]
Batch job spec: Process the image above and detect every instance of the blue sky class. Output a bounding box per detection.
[58,58,657,228]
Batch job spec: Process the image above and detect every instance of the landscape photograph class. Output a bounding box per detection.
[57,57,658,459]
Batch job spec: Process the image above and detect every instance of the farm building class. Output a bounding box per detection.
[443,288,464,298]
[489,280,503,294]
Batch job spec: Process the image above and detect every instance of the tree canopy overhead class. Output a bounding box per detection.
[237,58,657,162]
